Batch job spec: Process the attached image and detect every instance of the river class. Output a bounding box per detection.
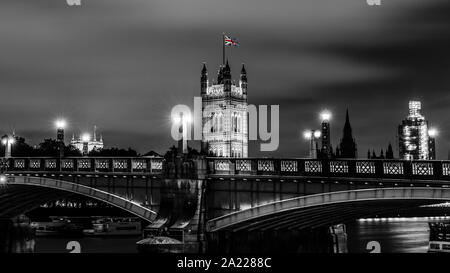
[32,217,443,253]
[346,217,437,253]
[34,236,141,253]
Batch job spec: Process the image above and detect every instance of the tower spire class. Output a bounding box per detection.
[224,60,230,73]
[201,63,208,95]
[201,62,207,74]
[240,63,247,95]
[241,63,246,74]
[343,108,352,138]
[345,109,350,126]
[339,109,357,158]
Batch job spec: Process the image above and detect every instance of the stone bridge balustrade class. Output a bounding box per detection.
[5,157,448,179]
[1,157,165,175]
[207,158,448,180]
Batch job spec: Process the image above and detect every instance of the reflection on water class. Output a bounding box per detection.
[35,236,141,253]
[31,217,450,253]
[346,217,435,253]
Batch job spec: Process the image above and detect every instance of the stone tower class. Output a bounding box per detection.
[398,101,430,160]
[201,62,248,157]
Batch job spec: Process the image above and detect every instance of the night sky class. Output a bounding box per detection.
[2,0,450,158]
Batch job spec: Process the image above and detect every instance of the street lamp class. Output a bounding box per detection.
[314,130,322,139]
[319,110,332,158]
[303,130,321,140]
[428,128,438,138]
[55,119,66,158]
[172,112,191,154]
[320,110,332,122]
[428,128,438,160]
[304,129,321,159]
[303,130,313,139]
[55,119,66,130]
[81,133,90,156]
[2,135,15,158]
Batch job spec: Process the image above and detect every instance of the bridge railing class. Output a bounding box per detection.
[1,157,165,174]
[207,158,450,180]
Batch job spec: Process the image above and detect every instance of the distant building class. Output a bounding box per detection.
[367,144,394,159]
[201,61,248,157]
[338,109,357,158]
[71,126,103,155]
[398,101,430,160]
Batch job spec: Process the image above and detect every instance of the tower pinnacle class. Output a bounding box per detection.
[241,63,246,74]
[339,109,357,158]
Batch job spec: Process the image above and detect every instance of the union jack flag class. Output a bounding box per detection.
[224,35,239,47]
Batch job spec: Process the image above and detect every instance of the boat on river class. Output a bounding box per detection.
[428,222,450,253]
[30,216,83,236]
[83,217,142,236]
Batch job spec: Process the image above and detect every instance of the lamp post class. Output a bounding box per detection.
[173,112,191,154]
[304,129,321,159]
[320,110,332,158]
[81,133,90,156]
[55,119,66,158]
[2,135,15,159]
[428,128,438,160]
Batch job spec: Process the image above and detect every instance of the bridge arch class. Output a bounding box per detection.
[206,187,450,232]
[2,176,157,221]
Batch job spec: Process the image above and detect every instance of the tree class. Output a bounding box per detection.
[88,147,138,157]
[64,145,82,157]
[11,136,34,157]
[164,146,178,161]
[33,139,60,157]
[0,135,34,157]
[163,145,201,160]
[11,137,81,157]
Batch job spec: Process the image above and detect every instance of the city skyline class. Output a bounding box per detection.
[2,0,450,158]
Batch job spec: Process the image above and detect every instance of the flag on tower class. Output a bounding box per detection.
[224,35,239,47]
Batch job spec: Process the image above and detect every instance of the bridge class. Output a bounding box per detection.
[0,157,166,219]
[205,158,450,228]
[2,156,450,252]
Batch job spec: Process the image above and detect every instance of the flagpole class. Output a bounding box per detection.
[223,32,231,156]
[222,32,225,66]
